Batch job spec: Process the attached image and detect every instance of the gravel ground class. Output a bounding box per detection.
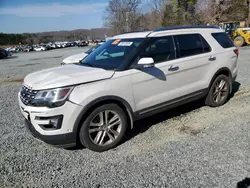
[0,47,250,188]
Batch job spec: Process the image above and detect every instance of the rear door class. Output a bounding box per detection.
[171,33,215,94]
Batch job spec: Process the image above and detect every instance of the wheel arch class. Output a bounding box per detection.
[208,67,233,93]
[73,96,135,141]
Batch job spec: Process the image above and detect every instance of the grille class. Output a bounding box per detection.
[20,85,38,105]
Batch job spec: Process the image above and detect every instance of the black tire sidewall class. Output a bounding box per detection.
[206,75,230,107]
[79,104,128,152]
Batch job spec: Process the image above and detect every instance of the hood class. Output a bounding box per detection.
[62,52,88,64]
[23,64,115,90]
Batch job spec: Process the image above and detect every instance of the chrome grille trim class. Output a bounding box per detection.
[20,85,38,105]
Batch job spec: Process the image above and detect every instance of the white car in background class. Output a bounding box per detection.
[61,44,102,65]
[34,46,46,51]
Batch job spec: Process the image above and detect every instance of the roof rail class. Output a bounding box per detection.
[119,29,152,35]
[154,25,220,32]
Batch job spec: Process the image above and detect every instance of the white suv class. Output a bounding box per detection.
[18,26,239,152]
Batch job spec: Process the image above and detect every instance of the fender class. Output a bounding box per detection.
[72,96,135,139]
[208,67,233,92]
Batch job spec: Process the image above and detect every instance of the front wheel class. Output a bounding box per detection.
[79,104,128,152]
[205,75,231,107]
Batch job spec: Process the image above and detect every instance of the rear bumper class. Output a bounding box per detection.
[25,119,76,148]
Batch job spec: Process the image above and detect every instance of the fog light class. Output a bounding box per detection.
[49,117,59,128]
[35,115,63,130]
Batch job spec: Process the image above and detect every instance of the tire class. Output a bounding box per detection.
[205,75,231,107]
[79,104,128,152]
[233,36,245,47]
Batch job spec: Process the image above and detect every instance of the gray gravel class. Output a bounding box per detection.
[0,47,250,188]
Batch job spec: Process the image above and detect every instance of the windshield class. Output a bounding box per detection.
[86,44,101,54]
[80,38,144,70]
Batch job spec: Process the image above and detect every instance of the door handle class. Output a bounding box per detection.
[209,56,216,61]
[168,65,179,71]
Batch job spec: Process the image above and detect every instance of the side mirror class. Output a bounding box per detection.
[135,57,155,69]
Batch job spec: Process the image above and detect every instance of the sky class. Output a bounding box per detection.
[0,0,110,33]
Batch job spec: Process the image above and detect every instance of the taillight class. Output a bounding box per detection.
[234,49,239,56]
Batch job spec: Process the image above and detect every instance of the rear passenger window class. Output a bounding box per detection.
[139,36,175,64]
[175,34,210,58]
[212,32,234,48]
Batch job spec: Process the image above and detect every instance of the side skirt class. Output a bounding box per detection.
[134,89,208,120]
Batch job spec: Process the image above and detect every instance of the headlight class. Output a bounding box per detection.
[32,87,73,107]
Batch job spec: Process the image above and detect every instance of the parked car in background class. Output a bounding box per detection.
[77,41,88,47]
[23,46,34,52]
[34,46,46,51]
[61,44,102,65]
[7,50,13,57]
[0,48,8,59]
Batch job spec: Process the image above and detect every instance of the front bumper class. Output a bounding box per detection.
[25,119,76,148]
[18,93,83,148]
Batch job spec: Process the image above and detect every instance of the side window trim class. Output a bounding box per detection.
[199,34,212,53]
[199,34,206,53]
[173,35,180,58]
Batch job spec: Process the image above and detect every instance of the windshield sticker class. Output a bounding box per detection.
[112,39,121,45]
[118,42,133,46]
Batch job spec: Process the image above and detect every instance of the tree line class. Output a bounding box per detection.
[104,0,250,35]
[0,28,112,46]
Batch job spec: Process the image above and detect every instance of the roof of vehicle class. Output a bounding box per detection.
[112,25,222,39]
[111,30,152,39]
[154,25,220,32]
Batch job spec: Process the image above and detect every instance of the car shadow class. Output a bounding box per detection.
[122,81,241,145]
[140,67,167,81]
[230,81,241,98]
[237,177,250,188]
[0,56,18,60]
[122,99,204,144]
[65,143,85,151]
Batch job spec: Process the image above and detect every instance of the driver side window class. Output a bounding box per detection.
[139,36,176,64]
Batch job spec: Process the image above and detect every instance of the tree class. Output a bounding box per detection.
[225,0,249,21]
[161,0,198,26]
[103,0,143,34]
[145,0,168,29]
[195,0,249,25]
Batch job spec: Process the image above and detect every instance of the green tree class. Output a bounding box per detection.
[162,0,198,27]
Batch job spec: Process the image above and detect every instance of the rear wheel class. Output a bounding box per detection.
[233,36,245,47]
[205,75,231,107]
[79,104,128,152]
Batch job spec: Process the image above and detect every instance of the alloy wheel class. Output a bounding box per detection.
[213,79,228,104]
[88,110,122,146]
